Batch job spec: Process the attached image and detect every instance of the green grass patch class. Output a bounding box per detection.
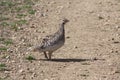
[22,4,32,9]
[9,22,18,31]
[16,20,27,25]
[0,64,6,67]
[25,55,36,61]
[0,0,37,32]
[3,39,13,45]
[28,9,36,14]
[0,38,13,45]
[0,47,7,51]
[9,19,27,31]
[0,1,15,7]
[0,63,6,71]
[16,13,27,18]
[0,77,5,80]
[11,25,18,31]
[15,7,22,12]
[0,22,9,27]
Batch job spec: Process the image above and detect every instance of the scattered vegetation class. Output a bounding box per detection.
[9,22,18,31]
[16,20,27,26]
[0,63,6,67]
[0,63,6,71]
[28,9,36,14]
[16,13,27,18]
[0,47,7,51]
[0,37,13,46]
[0,77,5,80]
[3,39,13,45]
[0,22,9,27]
[25,55,36,61]
[0,0,36,31]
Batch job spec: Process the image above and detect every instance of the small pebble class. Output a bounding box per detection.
[98,16,104,19]
[42,31,45,33]
[4,71,10,74]
[113,41,119,44]
[115,25,120,29]
[6,55,10,59]
[74,46,78,49]
[41,13,47,17]
[32,73,37,77]
[112,38,114,40]
[19,69,24,73]
[66,36,70,39]
[93,57,98,60]
[11,60,15,63]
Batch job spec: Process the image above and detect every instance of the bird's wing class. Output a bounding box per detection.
[42,34,54,42]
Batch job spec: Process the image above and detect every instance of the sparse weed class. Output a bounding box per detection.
[0,0,36,32]
[16,20,27,25]
[0,77,5,80]
[0,63,6,71]
[22,4,32,9]
[0,38,13,45]
[15,7,22,12]
[0,1,15,7]
[0,47,7,51]
[0,63,6,67]
[9,22,18,31]
[25,55,36,61]
[9,19,27,31]
[11,26,18,31]
[0,22,9,27]
[3,39,13,45]
[16,14,27,18]
[28,9,36,14]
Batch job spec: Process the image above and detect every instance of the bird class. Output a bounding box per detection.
[31,18,69,60]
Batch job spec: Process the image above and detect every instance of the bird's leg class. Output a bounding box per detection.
[48,51,53,60]
[43,52,48,59]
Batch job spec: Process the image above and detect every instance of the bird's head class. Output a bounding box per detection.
[61,18,69,24]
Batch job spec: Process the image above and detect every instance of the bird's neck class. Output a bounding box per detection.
[58,22,65,40]
[59,23,65,34]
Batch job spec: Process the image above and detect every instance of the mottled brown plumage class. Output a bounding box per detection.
[32,18,69,60]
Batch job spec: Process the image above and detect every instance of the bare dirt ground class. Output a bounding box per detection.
[0,0,120,80]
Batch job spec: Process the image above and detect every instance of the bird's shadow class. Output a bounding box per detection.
[39,58,100,62]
